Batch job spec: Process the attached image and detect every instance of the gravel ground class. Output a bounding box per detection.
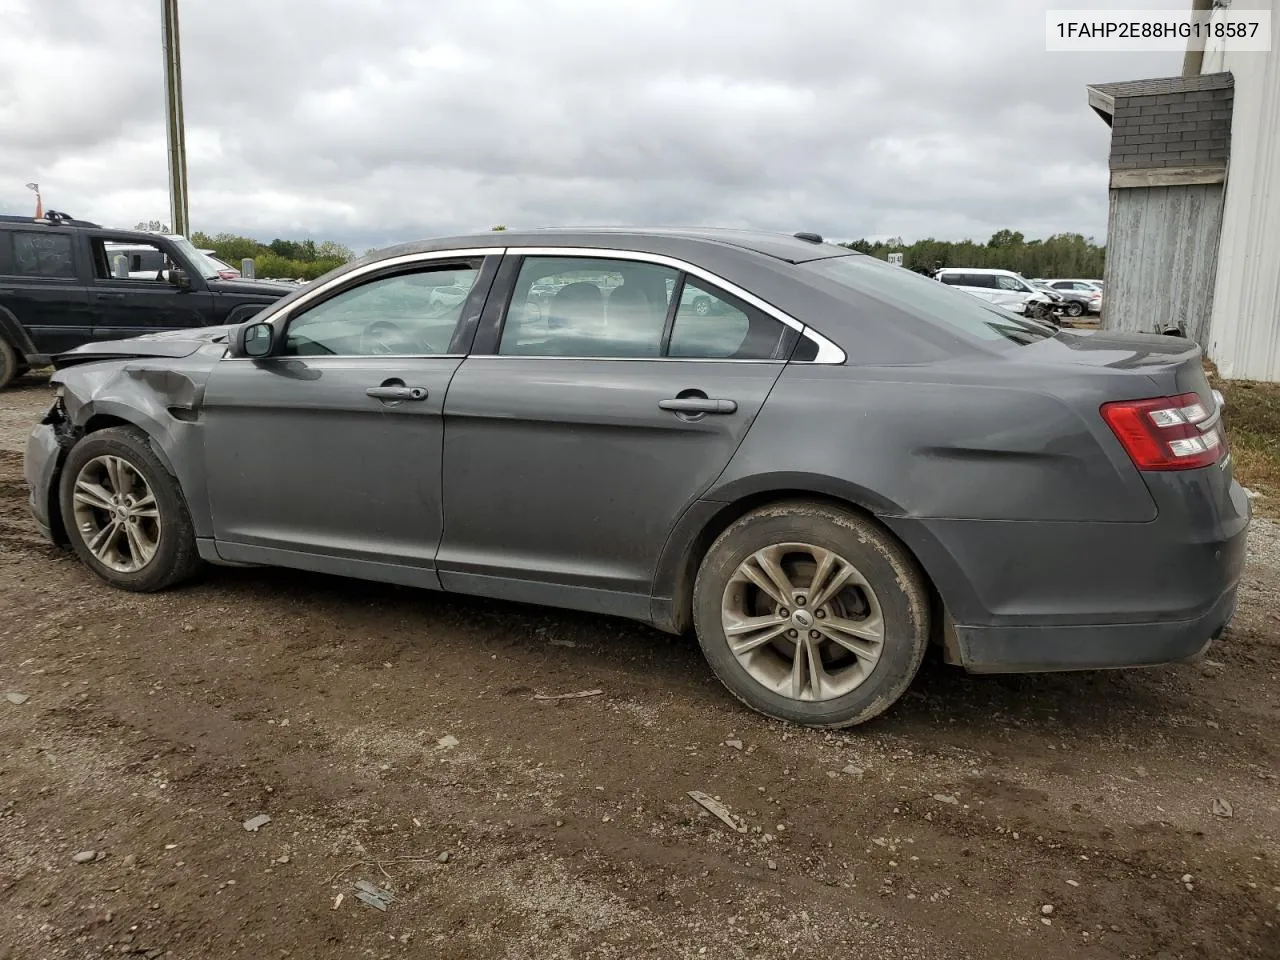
[2,373,1278,960]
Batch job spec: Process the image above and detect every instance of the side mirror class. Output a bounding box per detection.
[238,322,276,358]
[169,266,191,290]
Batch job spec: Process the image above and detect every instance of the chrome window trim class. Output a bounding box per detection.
[470,356,786,364]
[485,246,846,364]
[221,244,847,365]
[230,354,468,362]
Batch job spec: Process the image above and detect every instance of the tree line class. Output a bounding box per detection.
[182,227,1105,283]
[842,230,1106,279]
[189,232,357,280]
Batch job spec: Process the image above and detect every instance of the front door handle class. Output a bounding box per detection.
[658,397,737,415]
[366,385,428,402]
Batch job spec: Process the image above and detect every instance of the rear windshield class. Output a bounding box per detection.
[802,255,1055,346]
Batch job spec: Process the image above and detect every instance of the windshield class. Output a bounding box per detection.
[803,255,1055,347]
[167,235,221,280]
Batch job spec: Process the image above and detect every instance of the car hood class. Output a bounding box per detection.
[51,325,234,369]
[208,277,299,296]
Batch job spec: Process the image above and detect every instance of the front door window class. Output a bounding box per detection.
[283,265,481,357]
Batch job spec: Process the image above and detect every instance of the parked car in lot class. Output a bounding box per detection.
[1040,278,1103,294]
[932,267,1054,315]
[1031,279,1101,318]
[24,228,1249,728]
[204,254,242,279]
[0,212,295,388]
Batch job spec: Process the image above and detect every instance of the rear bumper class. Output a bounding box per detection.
[954,585,1237,673]
[884,466,1250,672]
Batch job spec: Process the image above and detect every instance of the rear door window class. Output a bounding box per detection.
[499,257,676,358]
[498,257,790,360]
[9,232,75,279]
[668,278,786,359]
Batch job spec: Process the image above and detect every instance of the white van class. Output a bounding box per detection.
[933,268,1051,314]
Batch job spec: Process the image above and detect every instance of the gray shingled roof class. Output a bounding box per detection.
[1089,73,1233,100]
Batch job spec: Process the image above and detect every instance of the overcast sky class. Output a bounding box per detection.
[0,0,1183,251]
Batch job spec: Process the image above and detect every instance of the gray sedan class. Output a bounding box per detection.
[23,229,1250,727]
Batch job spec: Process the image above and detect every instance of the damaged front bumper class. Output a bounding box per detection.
[23,393,77,543]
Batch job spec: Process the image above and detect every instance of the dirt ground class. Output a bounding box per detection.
[1,372,1278,960]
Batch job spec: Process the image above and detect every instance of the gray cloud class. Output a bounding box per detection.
[0,0,1183,250]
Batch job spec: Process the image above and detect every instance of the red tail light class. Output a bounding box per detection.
[1100,392,1224,471]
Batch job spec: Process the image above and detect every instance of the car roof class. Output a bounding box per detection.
[937,267,1020,275]
[367,227,855,265]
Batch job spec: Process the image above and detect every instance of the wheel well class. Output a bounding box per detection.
[83,414,133,434]
[667,490,946,642]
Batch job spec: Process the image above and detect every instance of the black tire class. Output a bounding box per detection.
[0,338,17,390]
[693,501,931,728]
[1066,301,1084,318]
[58,426,203,592]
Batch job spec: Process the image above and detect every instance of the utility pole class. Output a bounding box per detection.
[161,0,189,236]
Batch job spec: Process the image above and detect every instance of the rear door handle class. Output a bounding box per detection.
[658,397,737,415]
[366,385,428,402]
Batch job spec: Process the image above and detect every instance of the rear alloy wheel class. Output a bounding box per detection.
[1066,301,1084,318]
[59,426,202,592]
[693,501,930,727]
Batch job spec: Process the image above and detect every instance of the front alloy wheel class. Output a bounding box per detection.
[59,426,203,592]
[71,455,162,572]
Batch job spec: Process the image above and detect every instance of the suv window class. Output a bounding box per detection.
[98,241,172,281]
[944,273,998,289]
[8,232,75,279]
[994,275,1028,292]
[283,263,480,357]
[500,257,677,358]
[668,278,785,359]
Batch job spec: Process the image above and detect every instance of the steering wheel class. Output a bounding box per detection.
[360,320,403,356]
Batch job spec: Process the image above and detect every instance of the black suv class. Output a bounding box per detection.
[0,212,295,388]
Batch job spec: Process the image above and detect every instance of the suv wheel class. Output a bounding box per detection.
[693,501,931,728]
[0,338,17,389]
[58,426,203,592]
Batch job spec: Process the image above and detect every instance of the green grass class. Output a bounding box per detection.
[1213,374,1280,516]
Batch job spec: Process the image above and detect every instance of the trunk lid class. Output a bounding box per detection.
[1022,328,1214,405]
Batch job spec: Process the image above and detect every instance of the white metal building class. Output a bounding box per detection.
[1196,0,1280,381]
[1089,0,1280,382]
